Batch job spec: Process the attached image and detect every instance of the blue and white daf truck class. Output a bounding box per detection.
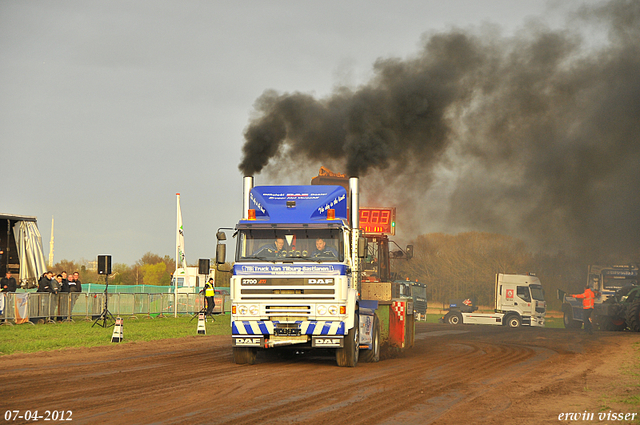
[216,176,415,366]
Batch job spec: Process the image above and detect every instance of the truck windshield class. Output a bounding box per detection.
[236,228,343,262]
[411,285,427,299]
[530,284,545,301]
[602,276,638,290]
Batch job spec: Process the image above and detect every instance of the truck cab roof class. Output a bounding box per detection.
[239,185,348,225]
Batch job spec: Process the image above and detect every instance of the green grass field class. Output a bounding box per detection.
[0,314,231,356]
[1,312,565,356]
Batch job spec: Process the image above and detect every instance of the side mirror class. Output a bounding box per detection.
[358,236,367,259]
[406,245,414,260]
[216,231,227,241]
[216,243,226,265]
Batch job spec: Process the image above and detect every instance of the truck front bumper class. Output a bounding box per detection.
[232,320,346,336]
[530,315,546,327]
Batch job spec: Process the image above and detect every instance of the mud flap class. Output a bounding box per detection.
[312,336,343,348]
[232,336,264,347]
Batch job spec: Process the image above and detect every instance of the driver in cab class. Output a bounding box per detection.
[253,237,287,257]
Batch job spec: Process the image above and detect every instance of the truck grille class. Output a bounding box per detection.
[240,288,335,300]
[267,305,311,321]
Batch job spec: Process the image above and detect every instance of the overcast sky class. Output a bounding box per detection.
[1,1,603,266]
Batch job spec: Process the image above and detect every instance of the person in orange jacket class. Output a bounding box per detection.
[572,285,596,334]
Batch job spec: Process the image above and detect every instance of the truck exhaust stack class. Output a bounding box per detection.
[243,176,254,220]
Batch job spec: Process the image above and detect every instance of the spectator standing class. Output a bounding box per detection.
[58,271,70,320]
[1,271,17,292]
[68,272,82,292]
[67,272,82,317]
[35,272,53,322]
[60,271,70,293]
[48,274,61,321]
[37,271,53,292]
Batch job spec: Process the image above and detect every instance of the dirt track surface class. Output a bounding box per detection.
[2,323,639,425]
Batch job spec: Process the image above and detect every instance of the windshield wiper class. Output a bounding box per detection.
[241,256,270,262]
[296,257,339,263]
[297,257,324,263]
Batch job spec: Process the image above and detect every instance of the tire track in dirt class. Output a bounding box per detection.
[3,324,628,425]
[162,331,544,425]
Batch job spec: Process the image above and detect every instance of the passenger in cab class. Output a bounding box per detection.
[310,238,338,259]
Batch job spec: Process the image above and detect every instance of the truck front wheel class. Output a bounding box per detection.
[505,315,521,328]
[446,312,463,325]
[336,314,359,367]
[233,347,257,365]
[597,316,626,331]
[626,300,640,332]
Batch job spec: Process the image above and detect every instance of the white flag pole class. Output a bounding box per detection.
[175,193,181,318]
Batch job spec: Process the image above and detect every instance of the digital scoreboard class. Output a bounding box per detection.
[359,207,396,235]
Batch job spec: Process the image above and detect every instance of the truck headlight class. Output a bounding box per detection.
[249,305,259,315]
[238,305,248,315]
[317,305,327,315]
[328,305,339,315]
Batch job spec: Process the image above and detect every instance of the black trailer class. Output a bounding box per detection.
[0,214,47,288]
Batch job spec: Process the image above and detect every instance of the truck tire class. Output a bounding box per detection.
[504,314,521,328]
[336,313,359,367]
[626,300,640,332]
[446,312,463,325]
[233,347,257,365]
[597,316,626,331]
[360,314,380,363]
[563,306,582,329]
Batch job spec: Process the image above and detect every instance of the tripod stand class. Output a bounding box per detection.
[92,274,115,328]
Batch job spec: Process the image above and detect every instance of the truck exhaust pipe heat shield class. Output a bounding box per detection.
[243,176,254,220]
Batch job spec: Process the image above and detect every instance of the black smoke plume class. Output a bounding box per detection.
[239,0,640,262]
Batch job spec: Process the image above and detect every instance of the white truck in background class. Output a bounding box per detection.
[442,273,546,328]
[171,266,215,293]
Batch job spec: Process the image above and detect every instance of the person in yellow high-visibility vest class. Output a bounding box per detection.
[204,278,215,317]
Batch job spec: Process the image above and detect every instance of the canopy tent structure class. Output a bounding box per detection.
[1,214,47,288]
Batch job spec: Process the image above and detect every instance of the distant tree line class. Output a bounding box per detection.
[393,232,589,310]
[50,231,633,310]
[51,252,176,286]
[51,252,233,288]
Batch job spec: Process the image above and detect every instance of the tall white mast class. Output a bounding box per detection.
[176,193,187,270]
[48,216,54,268]
[175,193,187,317]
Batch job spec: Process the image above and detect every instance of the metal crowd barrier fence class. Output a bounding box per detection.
[0,292,229,324]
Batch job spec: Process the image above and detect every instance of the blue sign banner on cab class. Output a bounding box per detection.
[239,185,348,224]
[233,263,347,276]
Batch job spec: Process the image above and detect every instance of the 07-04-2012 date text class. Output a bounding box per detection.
[4,410,72,421]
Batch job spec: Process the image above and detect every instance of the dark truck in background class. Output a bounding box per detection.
[393,279,427,320]
[561,264,640,331]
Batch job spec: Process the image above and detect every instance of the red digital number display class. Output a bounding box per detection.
[359,207,396,235]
